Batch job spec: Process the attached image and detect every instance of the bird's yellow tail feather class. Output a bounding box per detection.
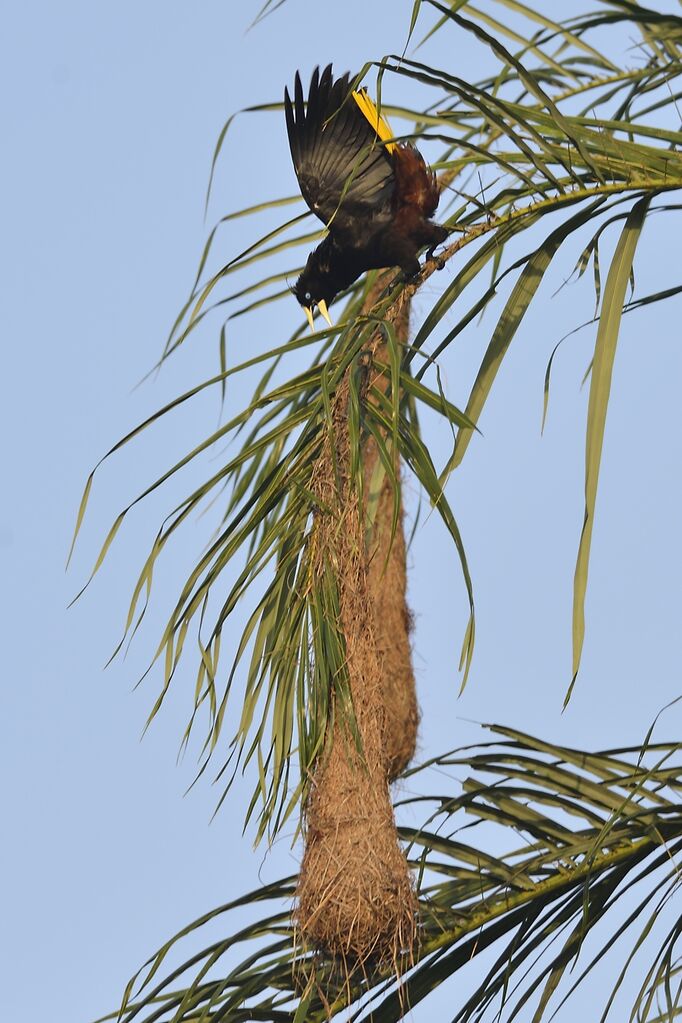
[351,88,396,153]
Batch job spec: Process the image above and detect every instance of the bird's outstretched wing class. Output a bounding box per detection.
[285,65,395,242]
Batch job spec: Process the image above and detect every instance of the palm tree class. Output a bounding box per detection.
[79,2,682,1019]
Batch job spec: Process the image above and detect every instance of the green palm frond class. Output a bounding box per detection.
[73,1,682,839]
[98,728,682,1023]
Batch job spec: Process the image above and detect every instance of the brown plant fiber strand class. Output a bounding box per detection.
[363,288,419,779]
[365,473,418,779]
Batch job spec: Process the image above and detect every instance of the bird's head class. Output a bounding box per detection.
[292,255,335,331]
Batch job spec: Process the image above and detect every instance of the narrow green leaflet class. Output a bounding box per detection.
[450,198,606,470]
[569,195,651,700]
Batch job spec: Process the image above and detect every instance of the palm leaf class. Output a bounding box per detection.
[97,728,682,1023]
[72,1,682,836]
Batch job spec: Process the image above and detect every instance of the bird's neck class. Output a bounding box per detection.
[320,237,367,295]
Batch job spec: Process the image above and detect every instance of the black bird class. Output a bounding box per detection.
[284,65,449,328]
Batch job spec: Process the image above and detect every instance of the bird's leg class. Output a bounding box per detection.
[384,256,422,295]
[425,245,446,270]
[398,256,422,283]
[424,224,450,270]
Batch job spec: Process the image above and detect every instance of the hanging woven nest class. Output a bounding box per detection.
[295,288,419,964]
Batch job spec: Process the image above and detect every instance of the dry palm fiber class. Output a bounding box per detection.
[363,285,419,779]
[365,466,418,780]
[295,289,417,962]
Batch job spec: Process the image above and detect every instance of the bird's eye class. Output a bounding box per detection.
[305,291,312,302]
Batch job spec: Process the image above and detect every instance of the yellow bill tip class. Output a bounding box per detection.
[304,305,315,332]
[317,299,333,327]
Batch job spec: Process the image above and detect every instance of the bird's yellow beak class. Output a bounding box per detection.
[317,299,333,327]
[303,301,333,332]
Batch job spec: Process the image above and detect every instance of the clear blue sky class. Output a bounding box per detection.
[3,2,681,1020]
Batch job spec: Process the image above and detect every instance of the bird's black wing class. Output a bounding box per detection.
[285,66,395,244]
